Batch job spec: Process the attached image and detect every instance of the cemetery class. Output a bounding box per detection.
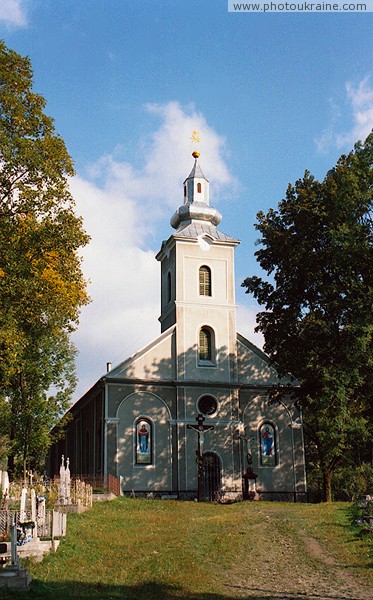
[0,457,93,591]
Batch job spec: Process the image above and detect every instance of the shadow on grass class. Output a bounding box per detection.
[0,580,370,600]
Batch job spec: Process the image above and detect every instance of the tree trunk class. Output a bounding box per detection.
[7,426,15,480]
[322,468,333,502]
[23,426,29,484]
[7,453,15,481]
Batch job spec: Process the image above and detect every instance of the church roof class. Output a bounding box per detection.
[172,221,239,244]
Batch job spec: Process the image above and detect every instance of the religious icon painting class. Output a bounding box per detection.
[135,419,152,464]
[259,423,277,467]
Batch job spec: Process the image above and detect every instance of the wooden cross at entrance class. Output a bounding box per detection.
[187,414,214,501]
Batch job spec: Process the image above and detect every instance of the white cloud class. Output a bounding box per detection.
[0,0,27,27]
[315,127,335,156]
[88,101,235,210]
[70,175,160,400]
[143,102,233,202]
[336,77,373,147]
[236,303,264,350]
[71,102,235,399]
[316,76,373,154]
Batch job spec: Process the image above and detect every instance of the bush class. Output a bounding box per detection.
[331,463,373,501]
[305,461,373,503]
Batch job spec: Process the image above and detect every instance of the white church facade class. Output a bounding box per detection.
[48,152,307,501]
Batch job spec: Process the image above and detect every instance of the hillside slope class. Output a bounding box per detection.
[3,499,372,599]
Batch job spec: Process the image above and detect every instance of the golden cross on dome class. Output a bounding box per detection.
[191,129,201,144]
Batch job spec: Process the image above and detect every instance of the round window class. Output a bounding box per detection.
[197,395,218,416]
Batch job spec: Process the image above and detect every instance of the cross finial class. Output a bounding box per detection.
[191,129,201,144]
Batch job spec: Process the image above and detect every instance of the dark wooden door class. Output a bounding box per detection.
[203,452,221,501]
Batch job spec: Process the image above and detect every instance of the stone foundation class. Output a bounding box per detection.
[0,565,31,590]
[123,489,307,502]
[122,490,245,502]
[258,491,308,502]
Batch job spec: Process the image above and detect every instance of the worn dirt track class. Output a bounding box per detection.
[219,505,372,600]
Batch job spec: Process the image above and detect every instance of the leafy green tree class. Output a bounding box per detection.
[0,40,89,477]
[242,133,373,502]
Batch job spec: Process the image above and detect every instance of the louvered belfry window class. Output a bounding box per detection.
[199,327,212,361]
[199,265,211,296]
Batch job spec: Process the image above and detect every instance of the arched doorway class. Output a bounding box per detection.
[203,452,221,501]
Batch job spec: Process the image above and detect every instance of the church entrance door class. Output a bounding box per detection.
[203,452,221,501]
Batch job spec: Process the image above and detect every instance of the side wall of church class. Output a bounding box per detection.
[47,388,104,478]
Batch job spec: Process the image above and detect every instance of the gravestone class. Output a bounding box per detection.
[31,490,37,539]
[36,495,46,533]
[65,458,71,503]
[20,488,27,522]
[58,456,72,505]
[1,471,9,498]
[59,455,66,504]
[0,519,31,590]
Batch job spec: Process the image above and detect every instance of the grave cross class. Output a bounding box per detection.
[27,470,34,486]
[187,414,214,501]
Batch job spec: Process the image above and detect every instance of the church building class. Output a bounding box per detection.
[48,152,307,501]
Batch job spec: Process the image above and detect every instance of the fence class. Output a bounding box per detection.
[72,474,120,496]
[0,509,65,540]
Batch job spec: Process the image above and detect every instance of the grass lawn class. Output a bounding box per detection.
[0,499,372,599]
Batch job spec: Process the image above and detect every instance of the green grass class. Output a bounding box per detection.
[1,499,372,599]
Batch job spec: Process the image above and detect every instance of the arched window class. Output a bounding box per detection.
[167,271,172,304]
[135,418,153,465]
[197,182,202,193]
[184,184,187,198]
[199,265,211,296]
[199,326,215,363]
[259,422,277,467]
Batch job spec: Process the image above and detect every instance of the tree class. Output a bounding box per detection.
[242,132,373,502]
[0,40,90,477]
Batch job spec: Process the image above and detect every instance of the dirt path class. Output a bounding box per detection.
[220,507,372,600]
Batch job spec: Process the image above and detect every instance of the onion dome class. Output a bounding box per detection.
[170,152,222,230]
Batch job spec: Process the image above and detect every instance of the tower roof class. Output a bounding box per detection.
[185,152,208,181]
[170,152,222,231]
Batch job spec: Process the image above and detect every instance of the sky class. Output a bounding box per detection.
[1,0,372,400]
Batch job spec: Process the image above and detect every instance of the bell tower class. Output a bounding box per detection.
[156,152,240,383]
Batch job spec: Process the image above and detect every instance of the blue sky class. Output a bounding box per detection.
[1,1,372,399]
